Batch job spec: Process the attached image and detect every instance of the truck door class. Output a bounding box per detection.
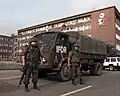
[34,33,57,68]
[39,33,56,59]
[54,34,69,66]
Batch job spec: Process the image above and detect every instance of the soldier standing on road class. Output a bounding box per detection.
[23,38,43,92]
[68,44,82,85]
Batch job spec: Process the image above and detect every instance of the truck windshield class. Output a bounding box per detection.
[37,33,56,44]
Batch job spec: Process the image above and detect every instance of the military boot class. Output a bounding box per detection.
[79,72,83,84]
[33,83,40,90]
[72,79,76,86]
[25,84,29,92]
[79,78,83,84]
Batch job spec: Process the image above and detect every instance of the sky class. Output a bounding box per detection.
[0,0,120,36]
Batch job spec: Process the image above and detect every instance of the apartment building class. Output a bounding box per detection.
[18,6,120,55]
[0,35,14,60]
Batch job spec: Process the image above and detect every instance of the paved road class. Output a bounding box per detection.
[0,70,120,96]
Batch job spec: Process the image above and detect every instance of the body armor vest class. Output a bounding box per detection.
[70,51,80,63]
[26,47,40,62]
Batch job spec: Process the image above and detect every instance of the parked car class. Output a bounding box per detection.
[103,57,120,71]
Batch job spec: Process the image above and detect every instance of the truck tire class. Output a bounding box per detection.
[58,62,71,81]
[90,62,102,76]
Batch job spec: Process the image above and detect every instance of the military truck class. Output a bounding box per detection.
[33,31,114,81]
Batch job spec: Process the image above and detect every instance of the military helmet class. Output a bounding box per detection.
[30,38,38,42]
[29,38,38,46]
[73,44,79,47]
[73,44,79,51]
[29,38,38,44]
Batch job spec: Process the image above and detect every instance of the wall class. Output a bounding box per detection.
[91,7,115,45]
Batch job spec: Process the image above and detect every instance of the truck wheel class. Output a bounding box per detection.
[58,62,71,81]
[90,62,102,76]
[109,65,114,71]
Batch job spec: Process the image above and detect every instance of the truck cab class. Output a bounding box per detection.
[34,32,72,81]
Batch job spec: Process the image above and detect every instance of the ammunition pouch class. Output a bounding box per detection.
[20,65,27,72]
[70,63,79,67]
[27,61,38,68]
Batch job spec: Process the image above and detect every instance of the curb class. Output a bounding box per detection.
[0,76,21,80]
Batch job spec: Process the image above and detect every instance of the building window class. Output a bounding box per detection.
[65,21,70,25]
[0,49,1,52]
[23,43,25,46]
[116,34,120,41]
[20,43,22,46]
[116,44,120,51]
[26,36,29,39]
[0,55,2,59]
[43,27,46,30]
[22,37,26,40]
[32,29,35,32]
[72,20,77,25]
[1,38,3,40]
[35,28,38,32]
[87,17,91,21]
[39,28,42,31]
[26,31,28,34]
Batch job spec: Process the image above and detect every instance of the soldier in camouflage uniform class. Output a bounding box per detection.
[68,44,82,85]
[23,38,43,92]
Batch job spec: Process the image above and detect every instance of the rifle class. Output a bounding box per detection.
[17,64,27,88]
[17,45,29,88]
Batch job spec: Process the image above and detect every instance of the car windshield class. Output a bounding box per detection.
[36,33,56,44]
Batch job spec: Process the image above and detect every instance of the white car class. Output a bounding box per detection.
[103,57,120,71]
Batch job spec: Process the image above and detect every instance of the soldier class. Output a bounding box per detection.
[23,38,43,92]
[68,44,82,85]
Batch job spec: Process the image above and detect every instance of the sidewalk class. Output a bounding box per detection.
[0,70,20,74]
[0,76,21,80]
[0,70,21,80]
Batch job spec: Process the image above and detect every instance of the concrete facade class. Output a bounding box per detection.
[18,6,120,55]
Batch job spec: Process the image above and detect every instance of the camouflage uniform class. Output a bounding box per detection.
[23,38,42,92]
[69,44,82,85]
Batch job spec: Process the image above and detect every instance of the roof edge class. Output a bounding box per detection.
[18,6,117,32]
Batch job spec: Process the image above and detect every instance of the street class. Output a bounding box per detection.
[0,70,120,96]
